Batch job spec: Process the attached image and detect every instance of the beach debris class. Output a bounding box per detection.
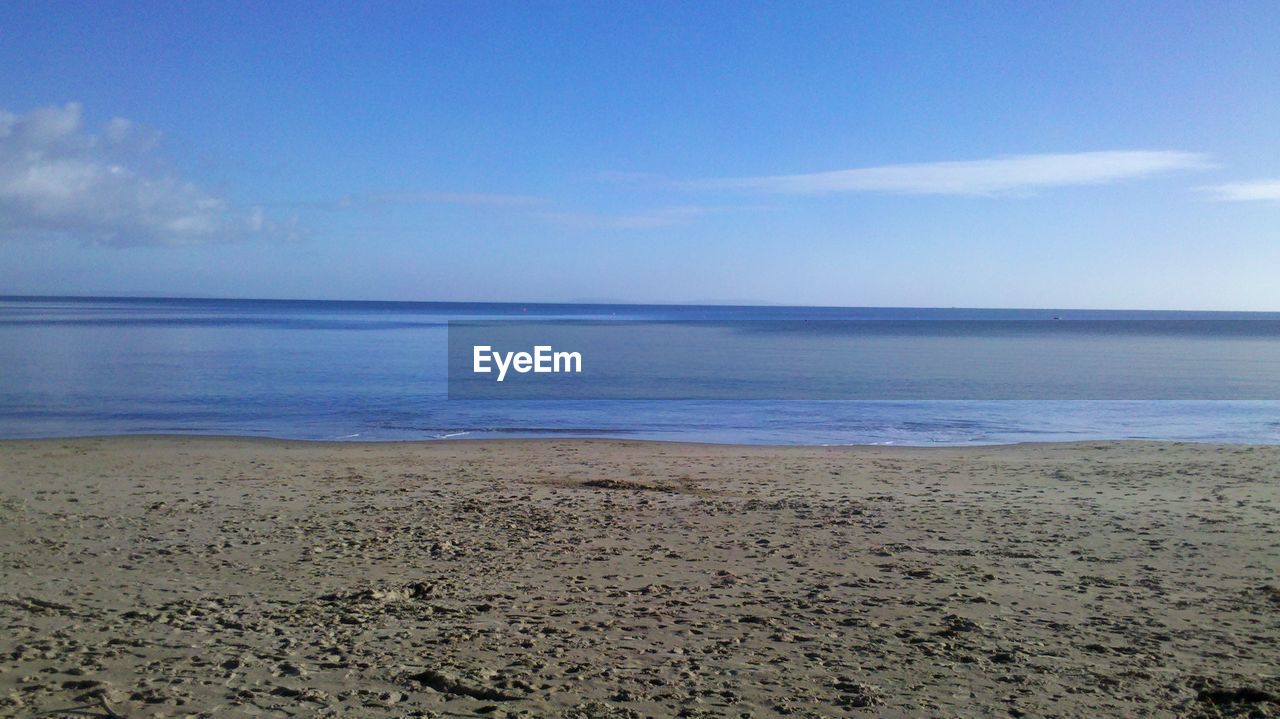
[35,693,125,718]
[581,478,673,492]
[1183,678,1280,718]
[1,595,82,617]
[406,668,524,701]
[833,678,883,708]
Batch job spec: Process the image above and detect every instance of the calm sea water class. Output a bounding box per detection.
[2,296,1279,445]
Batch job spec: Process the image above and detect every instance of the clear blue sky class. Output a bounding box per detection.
[2,1,1278,309]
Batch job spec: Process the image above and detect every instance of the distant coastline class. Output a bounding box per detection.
[3,294,1278,316]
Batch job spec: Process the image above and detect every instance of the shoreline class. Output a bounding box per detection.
[2,436,1278,716]
[3,432,1277,450]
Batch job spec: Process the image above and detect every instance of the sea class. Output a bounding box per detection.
[2,295,1279,445]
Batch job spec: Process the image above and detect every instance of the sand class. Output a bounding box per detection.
[1,437,1278,718]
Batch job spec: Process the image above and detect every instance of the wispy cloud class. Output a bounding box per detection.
[1200,179,1280,201]
[540,205,724,230]
[682,151,1213,197]
[0,103,298,246]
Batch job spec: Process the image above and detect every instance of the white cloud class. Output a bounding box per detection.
[1200,179,1280,201]
[684,151,1213,196]
[0,102,297,246]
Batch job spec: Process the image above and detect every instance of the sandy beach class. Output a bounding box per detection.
[1,437,1278,718]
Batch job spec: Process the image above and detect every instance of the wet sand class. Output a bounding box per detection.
[2,437,1278,717]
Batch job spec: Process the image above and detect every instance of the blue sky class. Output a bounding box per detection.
[1,1,1278,309]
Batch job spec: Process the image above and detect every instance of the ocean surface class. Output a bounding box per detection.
[2,296,1279,445]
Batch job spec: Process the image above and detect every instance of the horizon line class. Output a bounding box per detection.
[1,293,1277,315]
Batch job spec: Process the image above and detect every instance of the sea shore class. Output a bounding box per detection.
[1,437,1278,717]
